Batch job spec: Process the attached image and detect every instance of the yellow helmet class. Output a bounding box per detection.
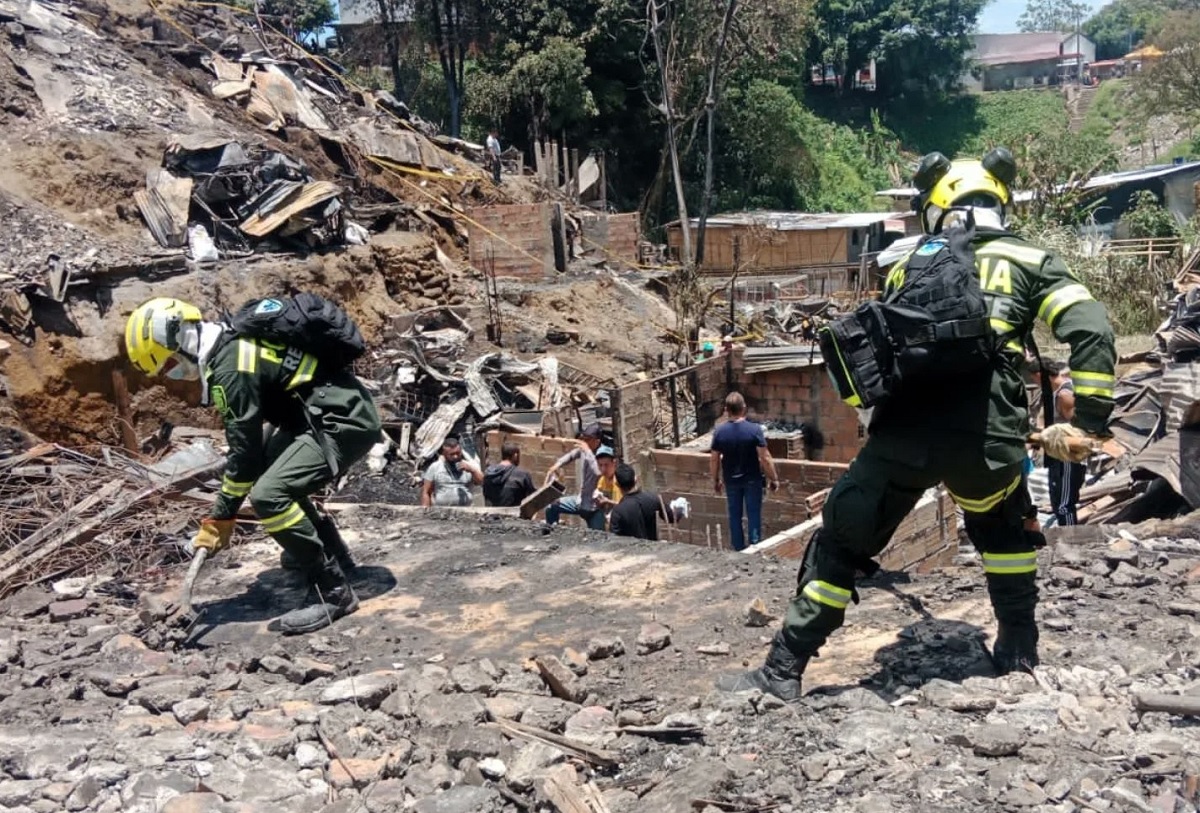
[124,297,204,376]
[914,148,1016,234]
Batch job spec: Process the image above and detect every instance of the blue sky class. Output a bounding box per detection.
[978,0,1110,33]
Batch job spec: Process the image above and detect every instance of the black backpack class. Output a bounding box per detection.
[818,221,995,409]
[229,292,366,369]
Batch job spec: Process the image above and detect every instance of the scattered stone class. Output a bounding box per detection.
[51,577,93,600]
[450,661,495,695]
[415,692,487,728]
[586,636,626,661]
[561,647,588,676]
[745,597,775,627]
[478,757,506,779]
[1049,566,1087,588]
[0,780,49,808]
[1105,539,1140,568]
[412,785,501,813]
[1111,562,1156,587]
[129,677,206,712]
[171,698,211,725]
[968,724,1023,757]
[519,696,581,733]
[294,742,325,769]
[535,655,585,702]
[329,754,388,789]
[636,623,672,655]
[564,706,616,747]
[507,742,567,791]
[921,678,997,712]
[445,725,506,763]
[318,671,397,709]
[381,689,414,719]
[48,599,89,623]
[697,643,731,656]
[258,655,307,685]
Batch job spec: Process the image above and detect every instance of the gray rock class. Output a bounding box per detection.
[697,643,731,656]
[415,693,487,729]
[636,623,672,655]
[171,698,211,725]
[0,780,49,808]
[478,758,506,779]
[295,742,326,769]
[128,677,206,712]
[801,753,832,782]
[519,696,581,733]
[969,723,1023,757]
[1110,562,1155,587]
[381,689,414,719]
[586,636,626,660]
[258,655,307,685]
[48,599,89,623]
[445,725,506,764]
[412,785,500,813]
[507,741,567,790]
[450,662,495,695]
[922,678,997,712]
[318,671,397,709]
[1049,566,1087,588]
[564,706,616,747]
[640,759,731,813]
[1104,540,1139,568]
[745,597,775,627]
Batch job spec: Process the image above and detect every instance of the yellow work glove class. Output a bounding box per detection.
[192,518,236,554]
[1040,424,1098,464]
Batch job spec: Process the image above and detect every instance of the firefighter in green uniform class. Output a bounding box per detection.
[718,150,1116,700]
[124,297,382,634]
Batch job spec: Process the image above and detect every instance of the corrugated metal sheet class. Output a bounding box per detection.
[742,345,825,374]
[239,180,341,237]
[1159,361,1200,434]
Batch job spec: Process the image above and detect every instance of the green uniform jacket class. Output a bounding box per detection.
[878,229,1116,467]
[204,334,373,520]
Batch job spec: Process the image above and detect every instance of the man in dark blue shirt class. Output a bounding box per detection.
[710,392,780,551]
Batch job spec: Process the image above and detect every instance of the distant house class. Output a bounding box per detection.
[335,0,415,53]
[964,32,1096,91]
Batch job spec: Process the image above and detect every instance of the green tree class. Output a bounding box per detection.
[259,0,334,36]
[1123,189,1179,238]
[1133,11,1200,118]
[412,0,485,137]
[1017,0,1088,32]
[806,0,985,99]
[1083,0,1190,61]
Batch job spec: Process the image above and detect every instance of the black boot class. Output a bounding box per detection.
[280,517,356,574]
[992,622,1039,675]
[278,558,360,635]
[715,635,809,702]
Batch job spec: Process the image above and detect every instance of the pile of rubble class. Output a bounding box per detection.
[0,510,1199,813]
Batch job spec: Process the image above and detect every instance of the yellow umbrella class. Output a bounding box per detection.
[1125,44,1164,59]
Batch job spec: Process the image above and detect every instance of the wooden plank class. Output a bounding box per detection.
[489,718,618,767]
[1134,692,1200,717]
[0,480,123,578]
[539,764,591,813]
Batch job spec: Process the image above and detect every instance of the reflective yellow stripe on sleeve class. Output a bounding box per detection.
[948,473,1022,514]
[236,339,258,373]
[260,502,306,533]
[220,475,253,497]
[981,551,1038,575]
[976,241,1047,267]
[1071,371,1115,399]
[1036,284,1093,328]
[286,353,319,391]
[802,580,853,609]
[989,318,1025,354]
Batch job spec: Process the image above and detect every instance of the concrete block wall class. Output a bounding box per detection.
[612,378,654,458]
[467,203,554,280]
[484,432,581,493]
[639,449,847,549]
[757,489,959,573]
[578,212,641,267]
[737,366,866,465]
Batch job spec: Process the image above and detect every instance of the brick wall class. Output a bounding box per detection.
[754,488,959,573]
[484,432,580,492]
[467,203,554,280]
[638,449,847,548]
[578,212,641,267]
[736,365,866,465]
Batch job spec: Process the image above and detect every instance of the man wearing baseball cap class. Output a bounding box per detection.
[544,423,608,530]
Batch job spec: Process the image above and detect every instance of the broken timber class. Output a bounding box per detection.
[487,718,618,768]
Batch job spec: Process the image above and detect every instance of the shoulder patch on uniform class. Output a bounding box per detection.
[211,384,229,416]
[254,299,283,315]
[915,239,946,256]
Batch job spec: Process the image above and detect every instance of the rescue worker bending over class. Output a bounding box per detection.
[718,150,1116,700]
[125,298,382,634]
